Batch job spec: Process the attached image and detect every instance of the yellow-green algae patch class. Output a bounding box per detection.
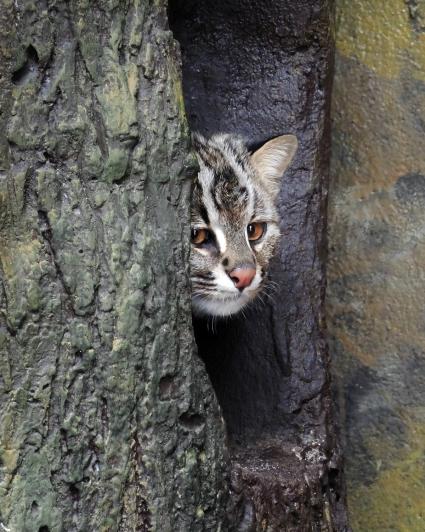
[0,238,43,328]
[337,0,425,81]
[350,419,425,532]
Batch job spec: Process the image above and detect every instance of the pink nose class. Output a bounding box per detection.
[229,267,256,290]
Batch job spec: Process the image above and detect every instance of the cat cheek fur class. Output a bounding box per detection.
[190,133,297,317]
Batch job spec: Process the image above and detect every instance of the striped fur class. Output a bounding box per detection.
[191,133,297,317]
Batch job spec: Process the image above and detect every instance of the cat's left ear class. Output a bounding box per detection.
[250,135,298,197]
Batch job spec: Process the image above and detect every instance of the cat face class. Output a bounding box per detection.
[190,133,297,317]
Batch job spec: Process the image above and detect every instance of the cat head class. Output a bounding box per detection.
[190,133,297,317]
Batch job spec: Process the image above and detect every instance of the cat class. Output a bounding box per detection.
[190,133,297,317]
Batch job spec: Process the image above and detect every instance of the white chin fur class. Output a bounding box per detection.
[192,291,256,317]
[192,269,263,317]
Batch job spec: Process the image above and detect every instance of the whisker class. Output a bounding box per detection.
[256,293,267,308]
[263,290,277,304]
[193,282,216,288]
[192,274,215,282]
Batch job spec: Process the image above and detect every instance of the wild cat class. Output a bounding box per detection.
[190,133,297,317]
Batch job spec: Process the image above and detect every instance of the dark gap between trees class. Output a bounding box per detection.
[169,0,325,448]
[169,1,349,528]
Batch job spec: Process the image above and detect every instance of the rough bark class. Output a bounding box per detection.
[170,1,349,530]
[0,2,229,531]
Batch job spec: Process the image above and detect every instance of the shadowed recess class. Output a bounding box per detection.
[170,0,331,445]
[170,0,349,529]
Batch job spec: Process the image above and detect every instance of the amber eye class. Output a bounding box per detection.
[247,222,266,242]
[191,228,210,245]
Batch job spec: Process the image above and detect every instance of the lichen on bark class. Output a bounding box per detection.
[0,1,228,531]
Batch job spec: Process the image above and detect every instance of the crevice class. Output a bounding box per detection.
[37,208,76,316]
[118,429,152,531]
[179,412,205,430]
[406,0,425,32]
[12,45,39,85]
[22,167,34,213]
[170,0,348,527]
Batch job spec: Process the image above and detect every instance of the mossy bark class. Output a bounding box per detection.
[0,1,228,531]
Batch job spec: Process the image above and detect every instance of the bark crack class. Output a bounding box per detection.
[37,208,76,317]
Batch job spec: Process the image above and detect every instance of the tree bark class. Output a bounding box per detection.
[0,2,229,531]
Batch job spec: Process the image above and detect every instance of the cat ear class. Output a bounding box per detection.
[250,135,298,197]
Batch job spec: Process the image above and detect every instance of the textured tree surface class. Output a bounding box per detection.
[0,1,230,530]
[170,1,349,530]
[328,1,425,530]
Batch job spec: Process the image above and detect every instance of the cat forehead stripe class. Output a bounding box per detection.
[213,226,227,253]
[198,167,220,225]
[196,134,250,185]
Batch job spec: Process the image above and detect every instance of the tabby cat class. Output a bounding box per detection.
[190,133,297,317]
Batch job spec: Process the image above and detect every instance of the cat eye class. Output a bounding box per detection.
[247,222,266,242]
[191,228,211,245]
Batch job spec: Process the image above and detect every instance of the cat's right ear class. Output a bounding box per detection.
[250,135,298,197]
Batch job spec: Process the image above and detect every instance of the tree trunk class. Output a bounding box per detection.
[0,2,229,531]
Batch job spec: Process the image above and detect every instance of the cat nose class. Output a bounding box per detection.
[228,266,256,290]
